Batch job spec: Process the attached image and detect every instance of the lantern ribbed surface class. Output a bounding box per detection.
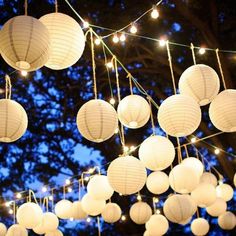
[200,172,218,187]
[45,229,63,236]
[182,157,204,177]
[209,89,236,132]
[191,218,210,236]
[216,183,234,202]
[206,197,227,217]
[107,156,147,195]
[129,202,152,224]
[71,201,87,220]
[76,99,118,143]
[0,99,28,143]
[39,13,85,70]
[0,223,7,236]
[157,94,201,137]
[0,15,50,71]
[101,203,122,223]
[6,224,28,236]
[179,64,220,106]
[55,199,72,220]
[34,212,58,233]
[218,211,236,230]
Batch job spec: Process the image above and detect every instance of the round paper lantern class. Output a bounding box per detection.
[117,95,150,129]
[181,157,204,177]
[209,89,236,132]
[38,212,58,233]
[191,183,217,207]
[87,175,114,200]
[0,15,50,71]
[76,99,118,143]
[179,217,192,225]
[146,171,169,194]
[107,156,147,195]
[16,202,43,229]
[191,218,210,236]
[33,223,46,235]
[206,197,227,217]
[0,99,28,143]
[218,211,236,230]
[6,224,27,236]
[169,164,199,194]
[157,94,201,137]
[179,64,220,106]
[101,203,121,223]
[145,214,169,236]
[129,202,152,225]
[55,199,72,219]
[71,201,87,220]
[216,183,234,202]
[0,223,7,236]
[45,229,63,236]
[200,172,218,187]
[81,193,105,216]
[138,135,175,171]
[39,13,85,70]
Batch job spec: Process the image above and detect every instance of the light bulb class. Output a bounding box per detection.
[156,209,161,214]
[16,193,22,199]
[87,217,91,223]
[137,195,142,201]
[84,176,89,181]
[120,33,126,42]
[70,217,74,221]
[199,47,206,55]
[214,148,220,155]
[153,197,159,203]
[119,193,123,196]
[121,215,126,221]
[95,38,101,45]
[130,23,137,34]
[5,201,11,207]
[151,8,159,19]
[159,39,166,47]
[49,195,53,201]
[106,61,113,69]
[109,98,116,105]
[83,21,89,28]
[21,70,28,76]
[191,137,197,143]
[68,187,72,193]
[42,186,47,193]
[123,146,129,152]
[65,179,71,185]
[112,34,119,43]
[114,128,119,134]
[88,168,94,174]
[130,146,136,151]
[9,209,13,215]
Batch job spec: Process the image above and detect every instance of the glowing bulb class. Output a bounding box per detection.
[68,187,72,193]
[156,209,161,214]
[83,21,89,28]
[112,34,119,43]
[123,146,129,152]
[199,47,206,55]
[159,39,166,47]
[109,98,116,105]
[21,70,28,76]
[88,168,94,174]
[153,197,159,203]
[191,137,197,143]
[106,61,113,69]
[214,148,220,155]
[119,193,123,196]
[121,215,126,221]
[95,38,101,45]
[16,193,22,199]
[65,179,71,185]
[130,146,136,151]
[218,179,224,185]
[86,217,91,223]
[151,7,159,19]
[114,128,119,134]
[49,195,53,201]
[9,209,13,215]
[84,176,89,182]
[42,186,47,193]
[70,217,74,221]
[130,23,137,34]
[5,201,11,207]
[137,195,142,201]
[120,33,126,42]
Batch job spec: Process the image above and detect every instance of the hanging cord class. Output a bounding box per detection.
[176,138,182,163]
[63,186,66,199]
[127,73,133,95]
[28,190,39,204]
[55,0,58,12]
[184,145,189,158]
[5,75,12,99]
[152,197,157,214]
[190,43,197,65]
[24,0,28,15]
[215,49,227,90]
[148,97,156,135]
[13,201,16,224]
[97,217,101,236]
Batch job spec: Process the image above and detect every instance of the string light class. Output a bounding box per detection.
[83,21,90,28]
[88,168,94,174]
[94,38,101,46]
[153,197,159,203]
[42,186,47,193]
[130,146,136,152]
[106,61,113,69]
[191,137,197,143]
[69,217,74,221]
[130,23,137,34]
[86,217,91,223]
[159,39,166,47]
[218,179,224,185]
[114,128,119,134]
[65,179,71,185]
[68,187,73,193]
[123,146,129,152]
[214,148,220,155]
[119,193,123,196]
[84,176,90,181]
[21,70,28,76]
[121,215,126,221]
[137,194,142,201]
[156,209,161,214]
[112,34,119,43]
[49,195,53,201]
[199,47,206,55]
[5,201,12,207]
[16,193,22,199]
[120,33,126,42]
[9,209,13,215]
[109,98,116,105]
[151,6,159,19]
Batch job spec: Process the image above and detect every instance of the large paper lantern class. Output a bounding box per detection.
[218,211,236,230]
[191,218,210,236]
[107,156,147,195]
[0,223,7,236]
[6,224,27,236]
[71,201,87,220]
[87,175,114,200]
[179,64,220,106]
[117,95,150,129]
[138,135,175,171]
[181,157,204,177]
[146,171,169,194]
[55,199,72,219]
[101,203,121,223]
[76,99,118,142]
[206,197,227,217]
[216,183,234,202]
[39,13,85,70]
[209,89,236,132]
[45,229,63,236]
[129,202,152,225]
[200,172,218,187]
[16,202,43,229]
[0,15,50,71]
[0,99,28,143]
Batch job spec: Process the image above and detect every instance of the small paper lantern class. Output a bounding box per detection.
[87,175,114,200]
[81,193,105,216]
[200,172,218,187]
[6,224,27,236]
[107,156,147,195]
[218,211,236,230]
[39,13,85,70]
[101,203,122,223]
[0,223,7,236]
[181,157,204,177]
[16,202,43,229]
[138,135,175,171]
[145,214,169,235]
[71,201,87,220]
[0,15,50,71]
[55,199,72,219]
[209,89,236,132]
[169,164,199,194]
[129,202,152,225]
[216,183,234,202]
[191,218,210,236]
[191,183,217,207]
[146,171,169,194]
[117,95,150,129]
[206,197,227,217]
[0,99,28,143]
[76,99,118,143]
[45,229,63,236]
[179,64,220,106]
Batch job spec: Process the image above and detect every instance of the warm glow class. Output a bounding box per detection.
[121,215,126,221]
[159,39,166,47]
[214,148,220,155]
[114,128,119,134]
[137,195,142,201]
[65,179,71,185]
[191,137,197,143]
[9,209,13,215]
[95,38,101,45]
[112,34,119,43]
[68,187,72,193]
[106,61,113,69]
[42,186,47,193]
[16,193,22,199]
[130,23,137,34]
[109,98,116,105]
[199,47,206,55]
[123,146,129,152]
[83,21,89,28]
[49,195,53,201]
[120,33,126,42]
[86,217,91,223]
[151,8,159,19]
[21,70,28,76]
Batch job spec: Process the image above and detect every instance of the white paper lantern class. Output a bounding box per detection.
[87,175,114,200]
[76,99,118,143]
[81,193,105,216]
[0,15,50,71]
[181,157,204,177]
[129,202,152,225]
[191,183,217,207]
[35,212,58,233]
[200,172,218,187]
[45,229,63,236]
[0,223,7,236]
[71,201,87,220]
[179,64,220,106]
[117,95,150,129]
[191,218,210,236]
[6,224,27,236]
[0,99,28,143]
[107,156,147,195]
[33,223,46,235]
[146,171,169,194]
[216,183,234,202]
[206,197,227,217]
[209,89,236,132]
[138,135,175,171]
[16,202,43,229]
[55,199,72,219]
[101,203,122,223]
[39,13,85,70]
[218,211,236,230]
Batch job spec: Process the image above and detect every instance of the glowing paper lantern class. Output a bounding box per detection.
[200,172,218,187]
[218,211,236,230]
[37,212,58,233]
[55,199,72,219]
[138,135,175,171]
[45,229,63,236]
[206,197,227,217]
[191,218,210,236]
[129,202,152,224]
[216,183,234,202]
[71,201,87,220]
[0,223,7,236]
[6,224,27,236]
[33,223,45,235]
[179,64,220,106]
[76,99,118,143]
[157,94,201,137]
[101,203,122,223]
[181,157,204,177]
[117,95,150,129]
[209,89,236,132]
[107,156,147,195]
[0,15,50,71]
[146,171,169,194]
[0,99,28,143]
[39,13,85,70]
